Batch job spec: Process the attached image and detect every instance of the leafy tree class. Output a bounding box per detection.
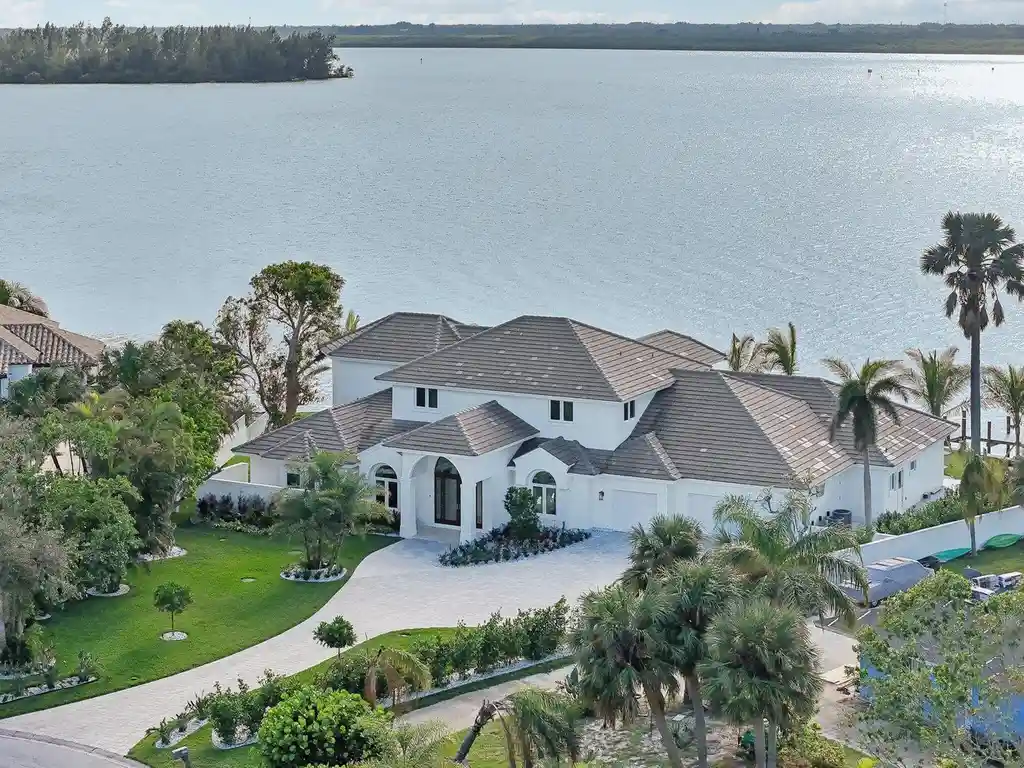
[921,212,1024,454]
[727,333,766,373]
[823,357,910,530]
[713,492,868,627]
[216,261,355,426]
[621,514,703,593]
[82,518,139,593]
[314,615,357,659]
[699,597,823,768]
[659,559,738,768]
[567,584,684,768]
[984,364,1024,457]
[153,582,192,633]
[454,687,581,767]
[275,451,385,569]
[763,322,798,375]
[960,451,1001,555]
[6,367,88,475]
[0,279,47,315]
[351,645,430,707]
[904,347,969,418]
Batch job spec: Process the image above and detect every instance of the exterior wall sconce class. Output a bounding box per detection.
[598,491,604,501]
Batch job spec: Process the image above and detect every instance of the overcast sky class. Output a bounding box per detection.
[4,0,1024,30]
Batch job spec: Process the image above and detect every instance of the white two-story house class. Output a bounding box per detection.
[233,312,955,543]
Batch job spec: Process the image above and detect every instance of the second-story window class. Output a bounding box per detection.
[416,387,438,409]
[623,400,636,421]
[550,400,574,422]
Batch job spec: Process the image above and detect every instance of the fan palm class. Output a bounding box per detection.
[0,279,48,316]
[921,212,1024,454]
[355,645,431,707]
[712,494,868,627]
[959,451,1001,556]
[727,333,766,373]
[823,357,910,530]
[659,559,739,768]
[904,347,969,418]
[698,598,824,768]
[5,367,87,475]
[983,364,1024,457]
[454,688,581,767]
[763,322,797,375]
[621,514,704,593]
[567,584,684,768]
[353,721,450,768]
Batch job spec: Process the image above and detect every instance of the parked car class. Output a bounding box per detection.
[841,557,933,607]
[971,572,1023,601]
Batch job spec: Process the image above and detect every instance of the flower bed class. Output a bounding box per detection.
[280,564,346,583]
[439,524,591,567]
[138,546,188,563]
[86,583,131,598]
[0,675,97,705]
[155,717,209,749]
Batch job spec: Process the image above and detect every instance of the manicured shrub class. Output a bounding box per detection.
[411,636,454,689]
[439,522,591,567]
[314,616,357,659]
[207,687,244,744]
[258,686,394,768]
[475,612,505,672]
[779,722,845,768]
[505,486,541,540]
[517,597,569,660]
[77,650,96,682]
[196,493,277,529]
[875,495,966,536]
[153,582,193,634]
[315,654,368,696]
[449,622,480,679]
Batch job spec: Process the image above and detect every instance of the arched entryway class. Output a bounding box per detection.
[434,458,462,526]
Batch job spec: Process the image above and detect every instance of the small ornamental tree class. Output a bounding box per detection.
[153,582,193,634]
[505,486,540,541]
[314,616,357,659]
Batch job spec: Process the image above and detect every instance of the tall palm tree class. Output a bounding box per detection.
[355,645,430,707]
[921,212,1024,454]
[823,357,910,530]
[0,279,48,316]
[960,451,1001,556]
[983,364,1024,457]
[698,598,824,768]
[567,584,684,768]
[621,514,704,593]
[354,721,450,768]
[712,494,868,627]
[763,322,797,375]
[727,333,766,373]
[659,560,738,768]
[454,688,580,767]
[904,347,969,418]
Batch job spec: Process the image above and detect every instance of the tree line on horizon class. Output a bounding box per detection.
[0,19,349,84]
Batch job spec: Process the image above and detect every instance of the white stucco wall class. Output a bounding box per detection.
[194,476,282,502]
[332,358,401,406]
[249,455,294,486]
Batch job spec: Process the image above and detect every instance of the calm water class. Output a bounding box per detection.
[3,48,1024,378]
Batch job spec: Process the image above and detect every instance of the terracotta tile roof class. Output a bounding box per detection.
[385,400,539,457]
[322,312,485,362]
[0,327,39,373]
[377,315,708,402]
[0,307,102,376]
[637,330,726,367]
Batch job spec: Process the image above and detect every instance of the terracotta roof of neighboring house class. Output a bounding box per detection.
[0,306,103,376]
[385,400,539,457]
[637,330,726,367]
[235,389,425,460]
[377,315,708,402]
[322,312,486,362]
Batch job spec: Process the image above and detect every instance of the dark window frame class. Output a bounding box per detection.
[286,472,301,488]
[415,387,426,407]
[428,388,438,409]
[550,400,561,421]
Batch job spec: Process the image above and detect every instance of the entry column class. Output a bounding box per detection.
[398,458,418,539]
[459,473,479,544]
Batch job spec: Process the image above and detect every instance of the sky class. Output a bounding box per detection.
[4,0,1024,30]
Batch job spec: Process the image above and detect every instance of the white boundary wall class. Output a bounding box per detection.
[195,470,282,502]
[849,505,1024,563]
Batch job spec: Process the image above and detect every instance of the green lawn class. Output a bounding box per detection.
[0,527,392,718]
[940,541,1024,575]
[944,450,1008,482]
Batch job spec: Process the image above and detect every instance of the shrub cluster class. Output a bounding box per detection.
[196,494,277,530]
[875,495,967,536]
[439,524,591,567]
[779,722,846,768]
[206,671,296,745]
[281,563,345,581]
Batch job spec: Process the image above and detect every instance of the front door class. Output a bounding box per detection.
[434,458,461,526]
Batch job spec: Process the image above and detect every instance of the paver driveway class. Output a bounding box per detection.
[3,533,630,754]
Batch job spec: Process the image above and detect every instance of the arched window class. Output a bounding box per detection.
[531,471,557,516]
[375,465,399,511]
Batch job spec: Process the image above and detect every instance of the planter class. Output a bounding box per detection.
[155,717,208,749]
[212,727,257,750]
[161,631,188,641]
[33,613,51,622]
[280,567,347,583]
[86,584,131,598]
[439,525,592,567]
[138,546,188,563]
[0,675,97,705]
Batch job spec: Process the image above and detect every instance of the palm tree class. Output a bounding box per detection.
[567,584,684,768]
[727,334,766,373]
[0,279,48,316]
[354,645,430,707]
[904,347,969,418]
[712,494,868,627]
[983,365,1024,457]
[454,688,580,767]
[960,451,1001,556]
[921,212,1024,454]
[698,598,824,768]
[621,514,704,593]
[824,357,910,530]
[763,323,797,375]
[5,367,87,475]
[659,560,738,768]
[354,721,450,768]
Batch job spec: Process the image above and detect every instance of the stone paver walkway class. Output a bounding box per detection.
[3,533,630,755]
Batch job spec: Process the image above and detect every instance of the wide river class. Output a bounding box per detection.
[3,48,1024,378]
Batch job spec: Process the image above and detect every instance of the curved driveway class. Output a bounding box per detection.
[0,730,145,768]
[2,534,630,755]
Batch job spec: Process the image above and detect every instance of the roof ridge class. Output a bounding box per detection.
[639,329,726,358]
[642,432,682,480]
[321,313,393,356]
[564,319,623,400]
[569,319,707,372]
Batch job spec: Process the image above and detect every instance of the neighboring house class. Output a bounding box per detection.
[0,305,104,399]
[232,312,956,543]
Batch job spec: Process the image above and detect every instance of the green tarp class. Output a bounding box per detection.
[933,547,971,563]
[983,533,1024,550]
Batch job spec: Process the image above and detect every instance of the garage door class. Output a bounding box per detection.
[687,493,726,532]
[605,490,660,531]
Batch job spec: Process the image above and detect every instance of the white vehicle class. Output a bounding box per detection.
[970,572,1023,601]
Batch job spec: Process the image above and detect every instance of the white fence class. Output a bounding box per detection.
[213,414,269,467]
[195,471,282,502]
[851,505,1024,564]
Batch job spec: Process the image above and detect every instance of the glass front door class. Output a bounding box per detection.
[434,458,461,526]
